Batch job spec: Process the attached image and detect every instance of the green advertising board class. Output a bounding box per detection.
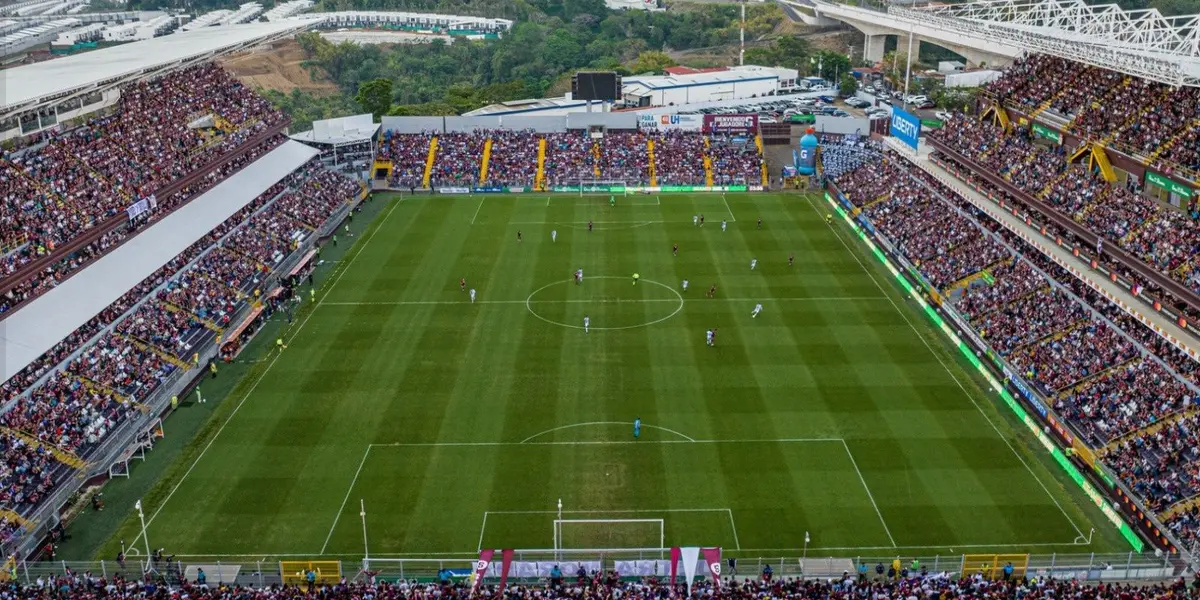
[1146,171,1194,199]
[1031,122,1063,145]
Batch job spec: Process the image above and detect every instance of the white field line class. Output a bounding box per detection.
[469,196,485,225]
[520,421,696,443]
[477,512,489,553]
[321,445,373,554]
[486,508,733,515]
[803,195,1088,540]
[840,439,896,547]
[144,198,405,531]
[722,193,737,222]
[320,296,889,307]
[372,438,842,448]
[727,509,742,550]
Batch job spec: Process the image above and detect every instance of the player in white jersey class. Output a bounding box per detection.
[681,279,689,291]
[470,289,477,303]
[721,220,727,232]
[750,258,758,270]
[705,329,714,346]
[584,315,590,334]
[751,303,762,318]
[552,229,557,243]
[693,215,699,227]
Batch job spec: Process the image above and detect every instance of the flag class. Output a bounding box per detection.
[701,547,722,588]
[669,547,681,595]
[470,549,494,596]
[680,547,700,593]
[498,549,514,594]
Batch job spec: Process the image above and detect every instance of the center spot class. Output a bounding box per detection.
[525,276,684,331]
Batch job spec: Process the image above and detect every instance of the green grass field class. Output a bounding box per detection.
[100,191,1126,560]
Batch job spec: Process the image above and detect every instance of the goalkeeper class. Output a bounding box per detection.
[610,195,616,207]
[632,273,640,285]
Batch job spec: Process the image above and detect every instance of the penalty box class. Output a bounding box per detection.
[324,439,894,554]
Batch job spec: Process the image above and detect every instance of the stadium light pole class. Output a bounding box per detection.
[360,499,369,560]
[903,24,914,107]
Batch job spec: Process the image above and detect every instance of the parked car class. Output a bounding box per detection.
[934,111,953,121]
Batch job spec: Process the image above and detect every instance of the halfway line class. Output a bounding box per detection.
[322,296,889,306]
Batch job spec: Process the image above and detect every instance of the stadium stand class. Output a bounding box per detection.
[832,148,1200,545]
[0,63,289,316]
[379,132,433,189]
[7,569,1200,598]
[484,129,539,187]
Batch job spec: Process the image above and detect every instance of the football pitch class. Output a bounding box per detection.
[105,191,1126,559]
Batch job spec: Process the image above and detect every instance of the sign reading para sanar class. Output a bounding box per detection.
[703,113,759,134]
[638,113,702,131]
[889,107,921,151]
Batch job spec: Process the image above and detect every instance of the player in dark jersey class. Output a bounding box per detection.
[673,243,679,256]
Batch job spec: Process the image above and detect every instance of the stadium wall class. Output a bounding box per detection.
[381,113,640,134]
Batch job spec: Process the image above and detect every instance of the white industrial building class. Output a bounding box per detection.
[604,0,663,11]
[262,0,313,21]
[102,14,173,41]
[318,11,513,34]
[52,22,103,45]
[0,18,79,55]
[622,65,799,107]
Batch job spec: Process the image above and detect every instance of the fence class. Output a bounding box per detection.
[7,550,1186,588]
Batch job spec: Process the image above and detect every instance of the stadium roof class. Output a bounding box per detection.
[0,140,320,384]
[0,17,320,116]
[291,113,379,145]
[903,0,1200,86]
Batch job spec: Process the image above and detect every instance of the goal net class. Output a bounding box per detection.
[573,180,629,195]
[553,519,664,550]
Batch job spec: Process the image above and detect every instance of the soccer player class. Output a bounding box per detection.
[574,269,581,285]
[517,230,523,242]
[632,273,640,285]
[707,284,717,298]
[699,214,705,226]
[750,258,758,270]
[825,213,833,225]
[672,243,678,256]
[705,329,713,346]
[583,315,590,334]
[721,220,727,232]
[757,217,762,229]
[693,215,699,227]
[610,195,616,207]
[460,278,466,292]
[751,303,762,318]
[587,220,593,232]
[470,288,477,303]
[788,253,795,267]
[633,418,641,438]
[552,229,557,243]
[681,279,689,291]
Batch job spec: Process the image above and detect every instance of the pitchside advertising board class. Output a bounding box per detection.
[702,114,758,134]
[890,107,921,151]
[638,114,703,132]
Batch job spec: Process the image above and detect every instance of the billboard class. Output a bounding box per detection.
[703,113,759,134]
[638,113,703,132]
[572,71,621,101]
[889,107,921,151]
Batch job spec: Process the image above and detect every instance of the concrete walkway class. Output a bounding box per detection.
[885,137,1200,362]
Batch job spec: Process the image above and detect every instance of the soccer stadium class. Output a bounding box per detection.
[0,0,1199,596]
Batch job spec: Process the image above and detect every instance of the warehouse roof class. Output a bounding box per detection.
[0,17,318,113]
[623,70,777,93]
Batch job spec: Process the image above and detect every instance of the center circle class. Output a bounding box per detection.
[525,276,684,331]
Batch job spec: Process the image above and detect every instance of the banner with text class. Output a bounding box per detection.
[703,114,759,134]
[639,113,703,132]
[889,107,921,151]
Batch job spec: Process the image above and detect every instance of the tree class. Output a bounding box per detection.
[839,74,859,98]
[628,50,676,75]
[354,78,394,120]
[816,51,851,82]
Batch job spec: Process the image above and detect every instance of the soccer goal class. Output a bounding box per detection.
[553,519,664,550]
[573,180,630,196]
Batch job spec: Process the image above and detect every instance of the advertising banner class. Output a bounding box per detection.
[703,114,759,134]
[470,549,494,596]
[473,185,506,193]
[701,547,721,588]
[438,186,472,194]
[639,113,703,132]
[889,107,921,151]
[1032,122,1063,145]
[1147,171,1194,199]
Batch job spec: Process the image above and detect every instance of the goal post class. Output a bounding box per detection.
[572,180,629,196]
[553,519,664,551]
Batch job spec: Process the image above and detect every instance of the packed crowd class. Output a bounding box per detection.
[0,63,285,291]
[380,131,763,188]
[0,159,356,528]
[834,148,1200,539]
[7,568,1200,600]
[984,53,1200,173]
[819,137,883,181]
[485,130,539,187]
[929,115,1200,297]
[0,130,287,318]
